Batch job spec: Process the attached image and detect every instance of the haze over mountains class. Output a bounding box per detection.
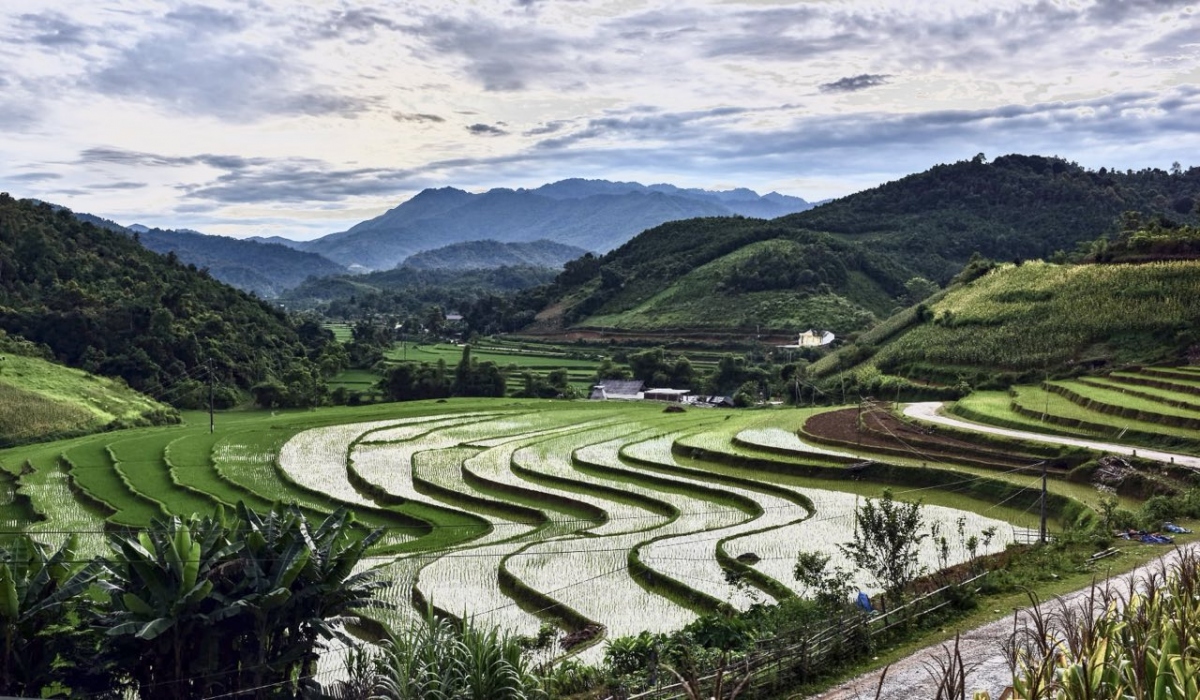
[260,179,814,270]
[73,213,348,298]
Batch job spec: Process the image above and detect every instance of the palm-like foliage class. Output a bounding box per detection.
[231,504,389,698]
[99,513,241,699]
[98,504,390,699]
[0,535,104,695]
[375,607,545,700]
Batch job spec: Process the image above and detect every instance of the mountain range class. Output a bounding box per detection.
[402,239,588,270]
[261,180,813,270]
[515,155,1200,337]
[74,214,347,298]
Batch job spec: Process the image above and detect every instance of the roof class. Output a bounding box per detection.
[592,379,645,398]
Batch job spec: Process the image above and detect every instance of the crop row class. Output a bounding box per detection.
[0,400,1044,653]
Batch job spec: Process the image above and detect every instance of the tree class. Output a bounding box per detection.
[838,489,928,603]
[903,276,939,305]
[793,551,853,612]
[99,506,389,699]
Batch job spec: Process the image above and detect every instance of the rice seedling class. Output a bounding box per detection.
[166,433,280,514]
[729,490,1013,596]
[279,420,418,508]
[63,440,164,527]
[736,427,859,458]
[108,432,222,516]
[17,457,107,557]
[417,541,547,637]
[625,435,809,607]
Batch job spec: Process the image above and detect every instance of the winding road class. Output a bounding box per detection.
[808,543,1199,699]
[803,402,1200,698]
[903,401,1200,470]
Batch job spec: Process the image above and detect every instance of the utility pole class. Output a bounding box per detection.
[208,358,214,434]
[1038,461,1048,544]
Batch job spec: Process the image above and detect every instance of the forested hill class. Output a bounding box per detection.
[74,213,347,298]
[519,154,1199,336]
[402,239,587,270]
[779,154,1200,282]
[0,195,343,408]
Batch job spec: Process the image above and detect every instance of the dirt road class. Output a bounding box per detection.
[809,543,1197,699]
[902,402,1200,470]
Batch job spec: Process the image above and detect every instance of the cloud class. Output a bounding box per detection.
[78,147,270,170]
[79,11,376,122]
[163,5,246,33]
[536,106,750,149]
[308,8,400,39]
[408,14,571,91]
[16,11,88,46]
[524,120,569,136]
[89,181,148,190]
[394,112,446,123]
[820,74,890,93]
[178,157,422,204]
[7,172,62,182]
[467,123,509,136]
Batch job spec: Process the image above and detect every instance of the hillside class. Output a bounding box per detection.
[402,239,587,270]
[0,332,175,446]
[75,214,346,297]
[779,154,1200,282]
[292,180,813,270]
[131,226,346,298]
[0,195,343,406]
[810,259,1200,392]
[518,216,911,336]
[278,264,558,318]
[521,155,1200,337]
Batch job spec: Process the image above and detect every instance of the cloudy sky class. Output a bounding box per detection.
[2,1,1198,240]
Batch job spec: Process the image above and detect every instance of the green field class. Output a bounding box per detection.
[6,354,1200,657]
[0,391,1122,651]
[873,260,1200,375]
[0,353,175,446]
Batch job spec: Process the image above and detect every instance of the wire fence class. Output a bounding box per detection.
[603,570,991,700]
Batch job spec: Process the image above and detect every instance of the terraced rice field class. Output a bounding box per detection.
[0,392,1117,652]
[947,366,1200,455]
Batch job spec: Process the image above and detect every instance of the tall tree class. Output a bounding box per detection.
[838,489,928,603]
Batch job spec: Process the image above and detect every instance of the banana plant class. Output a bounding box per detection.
[99,514,240,700]
[0,535,102,695]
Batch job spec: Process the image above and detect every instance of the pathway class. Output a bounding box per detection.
[809,543,1199,699]
[903,402,1200,470]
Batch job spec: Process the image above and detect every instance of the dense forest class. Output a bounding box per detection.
[402,238,587,270]
[780,154,1200,280]
[279,264,558,323]
[0,195,343,408]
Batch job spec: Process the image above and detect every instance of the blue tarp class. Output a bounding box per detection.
[856,591,874,612]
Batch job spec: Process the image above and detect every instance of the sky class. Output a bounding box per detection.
[1,1,1198,241]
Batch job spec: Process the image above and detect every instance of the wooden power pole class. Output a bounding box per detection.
[1039,461,1048,544]
[208,358,215,434]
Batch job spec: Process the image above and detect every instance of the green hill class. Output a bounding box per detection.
[811,259,1200,392]
[402,239,588,270]
[0,332,175,446]
[778,153,1200,282]
[519,154,1199,337]
[0,195,343,407]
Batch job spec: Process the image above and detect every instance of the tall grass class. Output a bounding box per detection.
[875,261,1200,371]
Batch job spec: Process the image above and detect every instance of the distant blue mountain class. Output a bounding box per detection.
[73,213,346,298]
[288,179,813,270]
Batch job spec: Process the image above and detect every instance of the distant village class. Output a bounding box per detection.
[589,329,834,406]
